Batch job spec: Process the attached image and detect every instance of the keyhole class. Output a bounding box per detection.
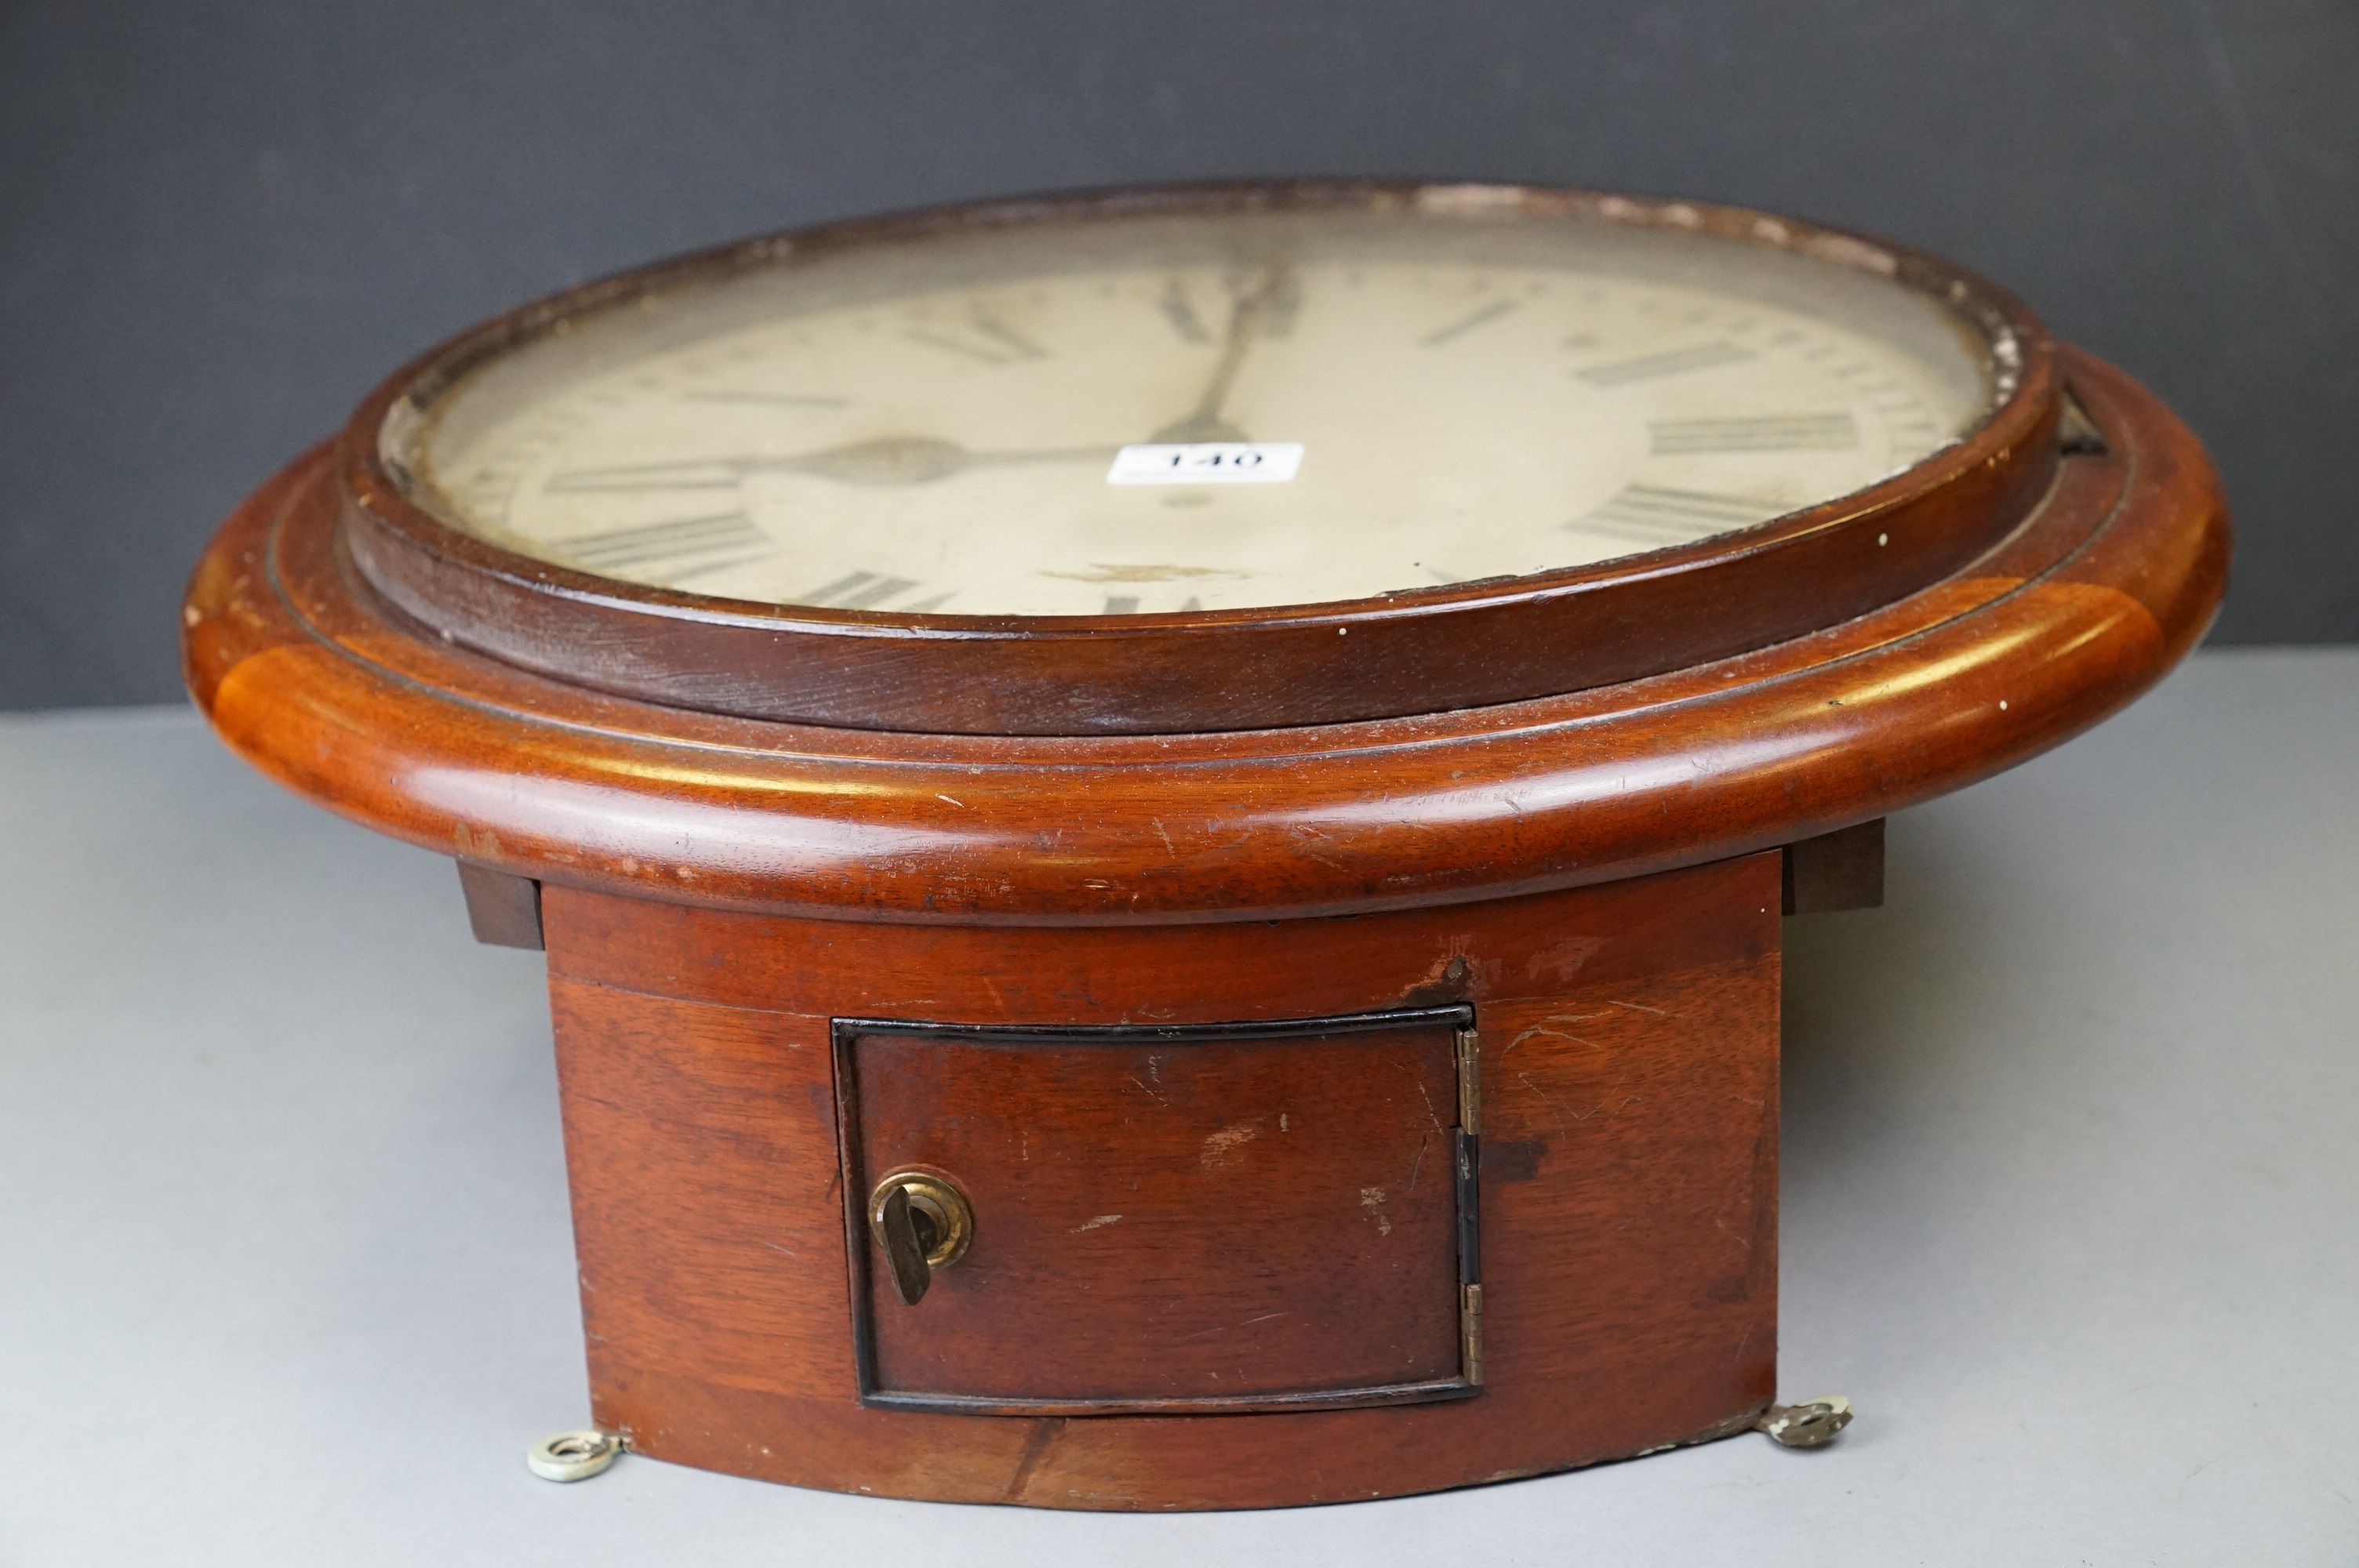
[867,1171,976,1308]
[905,1203,941,1258]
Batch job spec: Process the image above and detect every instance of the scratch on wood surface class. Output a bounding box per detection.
[1526,933,1606,982]
[1516,1071,1591,1131]
[1070,1213,1123,1233]
[1200,1119,1261,1167]
[1714,1209,1754,1258]
[1150,816,1176,857]
[1605,999,1669,1016]
[1287,833,1351,873]
[1406,1134,1428,1191]
[1504,1015,1603,1053]
[1128,1073,1169,1106]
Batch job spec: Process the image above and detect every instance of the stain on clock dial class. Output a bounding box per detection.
[405,206,1998,617]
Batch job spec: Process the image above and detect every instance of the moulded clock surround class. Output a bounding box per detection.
[184,180,2227,1511]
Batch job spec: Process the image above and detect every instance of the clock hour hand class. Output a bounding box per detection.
[543,436,1108,493]
[1150,262,1292,445]
[782,435,1107,485]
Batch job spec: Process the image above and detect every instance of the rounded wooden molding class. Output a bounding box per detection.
[336,180,2057,735]
[184,347,2226,926]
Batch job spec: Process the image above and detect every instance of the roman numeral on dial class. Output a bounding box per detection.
[1649,412,1859,453]
[798,571,953,612]
[1572,485,1783,546]
[1420,299,1518,347]
[1574,342,1755,386]
[551,511,770,574]
[903,309,1048,365]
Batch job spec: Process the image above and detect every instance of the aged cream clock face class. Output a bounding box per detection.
[401,202,1998,617]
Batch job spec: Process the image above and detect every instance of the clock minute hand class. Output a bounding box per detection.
[1150,262,1291,445]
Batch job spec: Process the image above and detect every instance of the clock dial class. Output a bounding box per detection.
[399,204,2000,618]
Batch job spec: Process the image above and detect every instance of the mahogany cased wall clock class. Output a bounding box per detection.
[184,181,2226,1510]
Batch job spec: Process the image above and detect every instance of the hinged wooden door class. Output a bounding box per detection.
[833,1006,1481,1415]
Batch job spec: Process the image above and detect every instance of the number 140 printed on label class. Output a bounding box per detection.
[1106,442,1305,485]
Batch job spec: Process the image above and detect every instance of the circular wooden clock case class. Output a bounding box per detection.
[184,182,2226,1511]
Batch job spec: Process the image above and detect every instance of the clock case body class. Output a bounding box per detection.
[183,183,2227,1510]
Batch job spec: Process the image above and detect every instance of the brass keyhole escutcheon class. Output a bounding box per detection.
[868,1169,973,1306]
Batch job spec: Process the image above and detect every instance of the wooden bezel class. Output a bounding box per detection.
[335,181,2059,735]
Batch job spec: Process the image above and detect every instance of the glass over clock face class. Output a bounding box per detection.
[394,198,2003,619]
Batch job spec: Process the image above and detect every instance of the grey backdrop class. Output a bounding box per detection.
[3,0,2353,710]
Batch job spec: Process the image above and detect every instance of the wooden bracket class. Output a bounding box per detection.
[2058,384,2110,455]
[1782,818,1885,916]
[456,861,544,949]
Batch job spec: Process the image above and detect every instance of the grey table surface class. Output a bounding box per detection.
[2,649,2354,1566]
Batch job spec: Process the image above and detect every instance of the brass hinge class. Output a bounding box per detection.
[1461,1282,1485,1386]
[1455,1023,1483,1388]
[1454,1026,1481,1134]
